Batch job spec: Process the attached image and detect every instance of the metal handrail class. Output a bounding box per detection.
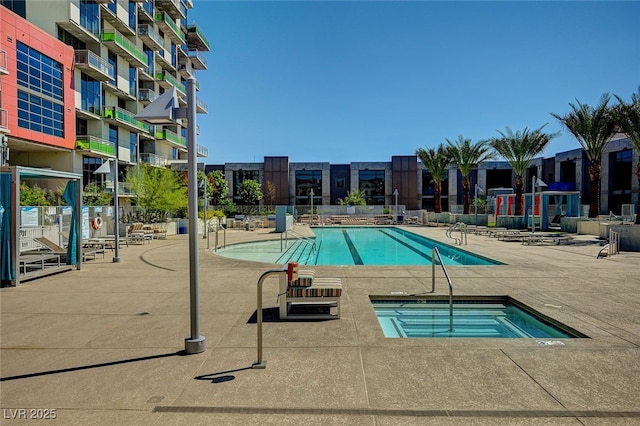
[281,228,316,253]
[431,247,454,332]
[446,222,467,245]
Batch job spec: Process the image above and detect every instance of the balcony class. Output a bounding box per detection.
[103,81,137,101]
[188,50,207,70]
[74,50,114,82]
[0,108,9,133]
[155,49,176,72]
[0,50,7,75]
[139,62,156,81]
[196,97,208,114]
[155,128,186,148]
[75,135,116,158]
[138,0,154,22]
[103,106,151,134]
[178,61,193,78]
[197,144,208,158]
[138,25,164,51]
[139,125,156,140]
[154,12,185,44]
[186,24,210,52]
[140,152,169,167]
[155,71,185,95]
[100,4,135,37]
[138,88,157,105]
[101,30,148,68]
[155,0,186,20]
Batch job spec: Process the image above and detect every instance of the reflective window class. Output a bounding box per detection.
[359,170,385,205]
[295,170,322,205]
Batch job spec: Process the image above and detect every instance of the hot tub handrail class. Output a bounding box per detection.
[431,247,454,332]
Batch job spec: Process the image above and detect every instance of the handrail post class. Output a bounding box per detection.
[431,247,454,332]
[253,268,288,369]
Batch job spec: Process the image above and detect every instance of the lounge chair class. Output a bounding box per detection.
[34,237,104,262]
[278,269,342,320]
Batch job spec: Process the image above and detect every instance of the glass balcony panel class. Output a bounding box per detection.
[74,50,115,81]
[188,50,207,70]
[186,24,210,51]
[138,25,164,51]
[75,135,116,157]
[154,12,186,44]
[101,30,148,68]
[103,106,150,133]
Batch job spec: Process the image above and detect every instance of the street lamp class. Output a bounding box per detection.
[531,175,547,233]
[393,189,399,224]
[135,79,205,354]
[474,184,484,226]
[94,158,120,263]
[309,188,314,225]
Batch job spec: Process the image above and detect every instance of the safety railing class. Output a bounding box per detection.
[446,222,467,245]
[431,247,454,332]
[280,228,316,253]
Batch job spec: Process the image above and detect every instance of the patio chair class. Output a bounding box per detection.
[34,237,104,262]
[278,269,342,320]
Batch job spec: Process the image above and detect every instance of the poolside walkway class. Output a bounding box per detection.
[1,225,639,425]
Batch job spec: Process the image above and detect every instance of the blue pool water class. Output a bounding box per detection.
[372,298,580,338]
[216,226,502,266]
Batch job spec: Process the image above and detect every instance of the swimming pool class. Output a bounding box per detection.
[371,296,584,339]
[216,226,502,266]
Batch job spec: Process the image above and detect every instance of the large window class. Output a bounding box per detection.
[79,0,100,37]
[16,41,65,136]
[128,1,137,30]
[295,170,322,205]
[129,66,137,97]
[130,132,138,163]
[359,170,385,205]
[83,156,103,187]
[609,149,633,214]
[80,73,101,114]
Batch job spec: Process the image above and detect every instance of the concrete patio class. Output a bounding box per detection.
[1,225,639,425]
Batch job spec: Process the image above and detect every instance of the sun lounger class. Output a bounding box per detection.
[34,237,104,262]
[522,234,574,246]
[279,270,342,320]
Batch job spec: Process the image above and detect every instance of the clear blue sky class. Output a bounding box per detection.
[193,1,640,165]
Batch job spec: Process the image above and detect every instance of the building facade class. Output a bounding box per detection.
[1,0,210,201]
[209,135,638,216]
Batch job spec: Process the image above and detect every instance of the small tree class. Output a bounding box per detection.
[264,180,276,210]
[337,190,367,206]
[83,182,112,206]
[238,179,263,214]
[126,164,187,222]
[20,183,50,206]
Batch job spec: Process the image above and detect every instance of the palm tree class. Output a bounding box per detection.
[489,126,559,216]
[446,136,495,214]
[551,94,617,218]
[614,88,640,224]
[416,144,451,213]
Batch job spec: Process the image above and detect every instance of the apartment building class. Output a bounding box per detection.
[1,0,209,199]
[206,136,638,216]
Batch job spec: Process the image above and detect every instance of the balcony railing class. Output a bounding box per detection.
[101,30,148,68]
[75,135,116,157]
[196,144,208,158]
[155,128,186,148]
[186,24,210,52]
[0,108,9,132]
[178,61,193,77]
[103,106,150,133]
[195,97,208,114]
[74,50,114,81]
[188,50,207,70]
[138,88,157,104]
[154,12,186,44]
[140,152,169,167]
[0,49,7,75]
[155,71,185,95]
[138,25,164,51]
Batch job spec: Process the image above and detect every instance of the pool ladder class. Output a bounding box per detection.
[446,222,467,245]
[431,247,454,332]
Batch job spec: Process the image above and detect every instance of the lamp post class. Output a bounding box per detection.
[93,158,119,262]
[309,189,314,225]
[393,189,399,224]
[135,78,205,354]
[474,184,484,226]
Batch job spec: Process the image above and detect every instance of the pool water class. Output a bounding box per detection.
[372,298,582,338]
[216,227,502,266]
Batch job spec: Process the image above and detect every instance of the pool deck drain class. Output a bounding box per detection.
[1,225,639,424]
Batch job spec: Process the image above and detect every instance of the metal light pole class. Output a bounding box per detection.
[474,184,478,226]
[531,175,536,234]
[185,77,205,354]
[202,176,207,241]
[113,156,120,263]
[309,188,314,225]
[393,189,399,224]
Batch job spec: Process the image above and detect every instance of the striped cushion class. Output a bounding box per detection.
[287,285,342,298]
[292,274,314,287]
